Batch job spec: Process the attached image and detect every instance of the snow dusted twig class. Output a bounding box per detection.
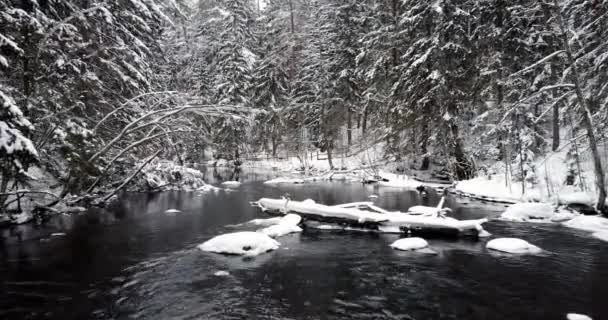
[93,91,178,133]
[0,190,61,199]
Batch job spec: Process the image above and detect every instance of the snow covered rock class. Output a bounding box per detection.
[11,212,33,225]
[165,209,181,214]
[559,191,595,206]
[260,224,302,238]
[563,215,608,242]
[197,185,221,193]
[500,203,555,223]
[486,238,542,254]
[248,216,283,227]
[390,237,429,251]
[221,181,241,188]
[567,313,593,320]
[259,213,303,238]
[214,270,230,277]
[198,232,280,256]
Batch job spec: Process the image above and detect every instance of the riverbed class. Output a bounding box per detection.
[1,169,607,319]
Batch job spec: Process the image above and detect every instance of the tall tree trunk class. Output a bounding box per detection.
[347,109,352,147]
[327,143,334,170]
[362,105,368,134]
[552,100,560,151]
[554,0,606,212]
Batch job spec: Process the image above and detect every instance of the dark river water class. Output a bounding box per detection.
[1,169,608,319]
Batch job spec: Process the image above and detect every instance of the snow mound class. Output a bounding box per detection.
[567,313,593,320]
[390,237,429,251]
[259,213,303,238]
[165,209,181,214]
[221,181,241,188]
[198,232,280,256]
[563,215,608,242]
[261,224,302,238]
[500,203,555,222]
[248,216,283,226]
[486,238,542,254]
[214,270,230,277]
[264,177,305,185]
[559,191,595,206]
[197,185,221,193]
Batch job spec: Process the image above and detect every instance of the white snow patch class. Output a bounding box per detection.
[248,216,283,226]
[198,232,280,256]
[221,181,241,188]
[563,215,608,242]
[500,203,555,223]
[50,233,66,237]
[165,209,181,214]
[314,224,342,230]
[559,191,595,206]
[259,213,302,238]
[377,172,422,189]
[11,212,33,225]
[486,238,542,254]
[264,177,305,185]
[197,185,221,193]
[260,224,302,238]
[567,313,593,320]
[390,237,429,251]
[214,270,230,277]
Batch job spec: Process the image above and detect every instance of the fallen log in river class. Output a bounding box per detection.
[252,197,489,238]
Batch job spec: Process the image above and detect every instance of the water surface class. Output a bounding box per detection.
[1,169,607,319]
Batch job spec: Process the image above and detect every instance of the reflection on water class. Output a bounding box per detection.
[1,168,607,319]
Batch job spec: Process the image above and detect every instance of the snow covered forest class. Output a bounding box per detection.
[1,0,608,221]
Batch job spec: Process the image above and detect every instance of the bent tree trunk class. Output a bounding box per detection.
[554,0,607,212]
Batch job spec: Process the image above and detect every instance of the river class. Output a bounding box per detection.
[1,169,607,319]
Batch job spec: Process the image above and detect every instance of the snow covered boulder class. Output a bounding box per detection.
[567,313,593,320]
[259,213,303,238]
[500,203,556,223]
[486,238,542,254]
[563,215,608,242]
[198,232,280,256]
[390,237,429,251]
[221,181,241,188]
[261,224,302,238]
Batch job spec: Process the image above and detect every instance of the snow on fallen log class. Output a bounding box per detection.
[486,238,542,254]
[264,177,305,185]
[499,202,575,223]
[198,232,280,256]
[253,197,488,236]
[256,198,389,224]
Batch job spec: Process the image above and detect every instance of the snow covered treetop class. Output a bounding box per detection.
[0,88,38,168]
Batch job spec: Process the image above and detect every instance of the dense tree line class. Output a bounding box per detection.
[1,0,607,213]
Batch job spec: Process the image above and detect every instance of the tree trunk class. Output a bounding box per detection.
[347,109,352,147]
[554,0,606,212]
[327,144,334,170]
[552,100,560,151]
[362,106,368,135]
